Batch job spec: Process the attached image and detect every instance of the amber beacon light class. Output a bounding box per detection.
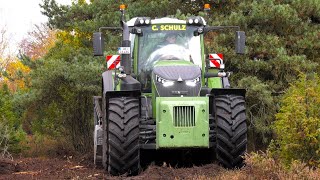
[204,4,211,11]
[120,4,126,10]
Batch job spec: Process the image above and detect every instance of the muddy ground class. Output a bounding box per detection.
[0,156,228,179]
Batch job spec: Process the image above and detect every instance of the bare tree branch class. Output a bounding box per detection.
[0,117,13,160]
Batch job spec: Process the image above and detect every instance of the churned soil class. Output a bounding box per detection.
[0,156,104,180]
[0,157,227,180]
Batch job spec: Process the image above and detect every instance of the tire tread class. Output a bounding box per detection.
[215,95,247,169]
[104,97,140,175]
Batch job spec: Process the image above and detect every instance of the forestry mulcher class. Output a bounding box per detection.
[93,4,247,175]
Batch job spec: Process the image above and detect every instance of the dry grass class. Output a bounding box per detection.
[137,151,320,179]
[20,135,75,158]
[218,152,320,180]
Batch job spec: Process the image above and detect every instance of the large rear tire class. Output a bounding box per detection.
[215,95,247,168]
[104,97,140,175]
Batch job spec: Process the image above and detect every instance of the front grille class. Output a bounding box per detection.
[173,106,195,127]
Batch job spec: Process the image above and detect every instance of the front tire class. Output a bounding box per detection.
[104,97,140,175]
[215,95,247,168]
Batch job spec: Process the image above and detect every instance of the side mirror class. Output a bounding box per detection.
[194,28,204,36]
[130,28,143,36]
[235,31,245,54]
[93,32,104,56]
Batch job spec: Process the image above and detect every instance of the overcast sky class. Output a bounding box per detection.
[0,0,72,54]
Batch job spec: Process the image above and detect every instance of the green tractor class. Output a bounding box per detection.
[93,4,247,175]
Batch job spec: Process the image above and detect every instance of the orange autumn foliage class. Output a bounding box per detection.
[1,59,30,92]
[0,24,58,93]
[19,24,57,60]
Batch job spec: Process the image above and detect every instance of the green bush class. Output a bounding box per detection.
[237,76,275,149]
[0,121,12,159]
[0,87,26,155]
[271,74,320,167]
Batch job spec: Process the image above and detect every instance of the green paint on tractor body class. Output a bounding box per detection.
[93,14,248,174]
[151,60,201,118]
[207,69,223,88]
[156,97,209,149]
[153,60,194,67]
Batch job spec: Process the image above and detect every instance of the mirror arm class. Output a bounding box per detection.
[195,26,240,36]
[130,28,143,36]
[204,26,240,34]
[201,25,245,54]
[99,27,122,32]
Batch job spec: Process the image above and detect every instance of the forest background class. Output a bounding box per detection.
[1,0,320,169]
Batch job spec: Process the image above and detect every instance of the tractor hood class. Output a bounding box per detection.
[153,63,201,81]
[152,62,201,97]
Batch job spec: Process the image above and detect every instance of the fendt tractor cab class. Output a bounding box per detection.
[93,4,247,175]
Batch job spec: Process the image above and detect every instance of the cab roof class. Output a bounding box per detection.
[127,17,186,27]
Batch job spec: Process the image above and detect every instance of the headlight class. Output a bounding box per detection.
[185,76,201,87]
[134,17,151,26]
[156,75,174,87]
[186,16,205,26]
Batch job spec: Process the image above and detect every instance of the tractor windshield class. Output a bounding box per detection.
[137,24,202,72]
